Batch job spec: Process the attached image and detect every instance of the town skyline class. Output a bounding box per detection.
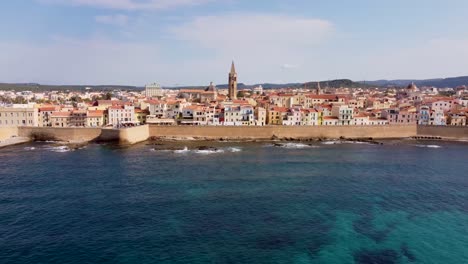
[1,0,468,85]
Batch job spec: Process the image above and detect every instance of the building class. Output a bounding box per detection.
[228,61,238,100]
[0,104,39,127]
[108,105,136,127]
[38,106,58,127]
[252,85,263,95]
[51,111,71,127]
[145,83,164,98]
[331,104,354,125]
[86,110,105,127]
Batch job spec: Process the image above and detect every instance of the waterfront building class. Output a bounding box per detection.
[135,108,150,125]
[322,116,339,126]
[448,110,467,126]
[51,111,71,127]
[300,109,320,126]
[228,61,238,100]
[331,104,354,125]
[254,107,267,126]
[224,105,254,126]
[418,106,431,125]
[145,83,164,98]
[283,108,301,126]
[86,110,105,127]
[69,110,87,127]
[38,106,58,127]
[108,105,136,127]
[0,104,38,127]
[267,107,288,125]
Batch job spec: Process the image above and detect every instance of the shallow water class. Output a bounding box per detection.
[1,140,467,263]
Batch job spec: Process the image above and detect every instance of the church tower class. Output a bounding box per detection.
[228,61,238,100]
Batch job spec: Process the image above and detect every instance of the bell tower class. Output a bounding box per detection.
[228,61,238,100]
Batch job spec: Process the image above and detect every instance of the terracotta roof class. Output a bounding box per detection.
[87,110,104,117]
[51,112,71,117]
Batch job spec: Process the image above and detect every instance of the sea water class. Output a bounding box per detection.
[0,141,467,263]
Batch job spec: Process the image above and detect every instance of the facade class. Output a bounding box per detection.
[86,110,105,127]
[38,106,57,127]
[331,104,354,125]
[0,104,39,127]
[145,83,164,98]
[108,105,136,127]
[51,112,71,127]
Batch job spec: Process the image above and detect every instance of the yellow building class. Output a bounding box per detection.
[135,108,150,124]
[267,107,288,125]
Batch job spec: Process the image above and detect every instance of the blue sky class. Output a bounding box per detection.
[1,0,468,86]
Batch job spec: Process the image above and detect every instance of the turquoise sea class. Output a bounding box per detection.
[0,140,467,264]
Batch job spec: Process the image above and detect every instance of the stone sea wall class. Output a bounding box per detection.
[0,127,19,141]
[17,125,150,144]
[417,126,468,140]
[149,125,418,139]
[18,127,102,142]
[8,125,468,145]
[99,125,149,144]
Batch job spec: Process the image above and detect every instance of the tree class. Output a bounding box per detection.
[237,91,245,98]
[104,92,112,100]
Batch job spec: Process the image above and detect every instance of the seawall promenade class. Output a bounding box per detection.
[1,125,467,147]
[149,125,418,140]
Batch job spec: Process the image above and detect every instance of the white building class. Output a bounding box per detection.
[108,105,136,127]
[145,83,164,98]
[0,104,39,127]
[331,104,354,125]
[224,105,254,126]
[252,85,263,95]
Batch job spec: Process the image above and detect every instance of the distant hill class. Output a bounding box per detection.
[362,76,468,88]
[2,75,468,92]
[0,83,143,92]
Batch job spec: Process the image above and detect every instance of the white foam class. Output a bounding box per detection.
[24,147,36,151]
[415,144,442,149]
[174,147,190,154]
[227,147,242,152]
[279,143,317,149]
[194,149,225,154]
[322,141,339,145]
[47,146,72,152]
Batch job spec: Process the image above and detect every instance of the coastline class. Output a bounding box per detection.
[0,137,31,149]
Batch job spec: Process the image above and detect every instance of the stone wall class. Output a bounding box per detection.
[18,127,102,142]
[0,127,18,141]
[417,126,468,139]
[15,125,466,144]
[149,125,417,139]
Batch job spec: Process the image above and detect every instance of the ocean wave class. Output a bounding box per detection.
[194,149,225,154]
[321,141,339,145]
[415,144,442,149]
[276,143,319,149]
[174,147,190,154]
[24,147,36,151]
[228,147,242,152]
[46,146,72,153]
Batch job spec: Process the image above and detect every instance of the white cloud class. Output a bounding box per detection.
[95,14,129,26]
[170,14,333,51]
[38,0,214,10]
[168,14,334,83]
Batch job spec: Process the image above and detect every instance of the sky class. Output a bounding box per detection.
[1,0,468,86]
